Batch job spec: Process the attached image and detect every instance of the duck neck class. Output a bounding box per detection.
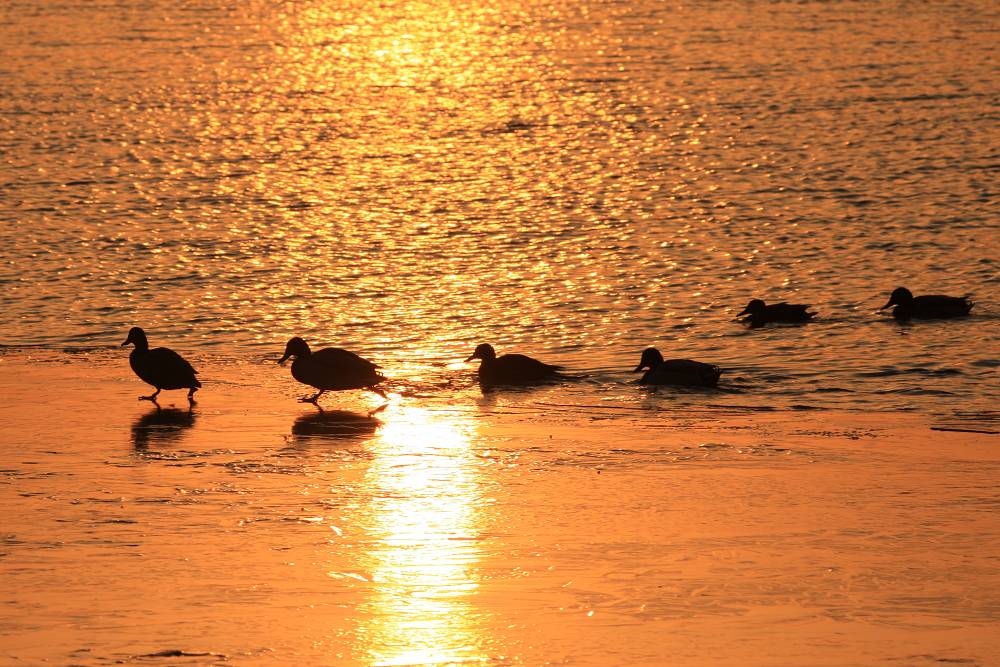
[132,333,149,353]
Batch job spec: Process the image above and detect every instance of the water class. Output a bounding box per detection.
[1,0,997,417]
[1,2,999,664]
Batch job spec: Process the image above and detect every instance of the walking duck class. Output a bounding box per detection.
[121,327,201,403]
[278,337,385,404]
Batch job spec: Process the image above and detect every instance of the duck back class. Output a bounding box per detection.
[766,302,815,322]
[130,347,200,390]
[896,295,972,320]
[642,358,721,387]
[479,353,561,385]
[292,347,383,391]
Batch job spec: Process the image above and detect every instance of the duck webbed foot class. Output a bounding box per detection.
[139,389,161,403]
[299,390,324,404]
[368,403,389,418]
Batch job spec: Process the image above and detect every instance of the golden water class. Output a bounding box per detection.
[1,1,999,664]
[1,0,997,414]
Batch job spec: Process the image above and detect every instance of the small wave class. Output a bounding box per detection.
[875,388,956,396]
[858,367,964,378]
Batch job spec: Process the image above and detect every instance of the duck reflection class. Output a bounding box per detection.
[354,406,491,665]
[131,405,196,452]
[291,409,380,443]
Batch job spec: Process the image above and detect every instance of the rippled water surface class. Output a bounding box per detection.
[1,0,997,415]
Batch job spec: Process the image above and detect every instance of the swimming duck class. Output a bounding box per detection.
[633,347,722,387]
[121,327,201,403]
[737,299,815,327]
[465,343,563,385]
[278,337,386,404]
[880,287,972,321]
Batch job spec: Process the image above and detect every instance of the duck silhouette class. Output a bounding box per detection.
[465,343,563,386]
[121,327,200,403]
[737,299,815,327]
[278,337,386,404]
[633,347,722,387]
[880,287,972,321]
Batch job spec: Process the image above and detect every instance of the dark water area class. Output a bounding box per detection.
[1,0,998,417]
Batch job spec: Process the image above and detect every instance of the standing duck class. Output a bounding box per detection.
[278,337,386,404]
[880,287,972,321]
[121,327,201,403]
[465,343,563,385]
[737,299,815,327]
[633,347,722,387]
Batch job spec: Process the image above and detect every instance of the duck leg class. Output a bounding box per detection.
[140,388,162,402]
[367,386,390,415]
[187,386,198,404]
[300,390,325,404]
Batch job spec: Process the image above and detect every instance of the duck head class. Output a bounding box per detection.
[737,299,766,317]
[881,287,913,310]
[634,347,664,372]
[465,343,497,363]
[279,337,311,364]
[121,327,149,350]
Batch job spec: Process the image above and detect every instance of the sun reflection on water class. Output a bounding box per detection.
[357,406,490,666]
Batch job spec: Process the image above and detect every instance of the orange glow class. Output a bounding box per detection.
[356,406,489,665]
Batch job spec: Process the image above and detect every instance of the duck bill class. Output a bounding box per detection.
[120,338,131,347]
[633,364,646,372]
[879,300,893,310]
[736,307,751,317]
[464,354,477,363]
[278,352,291,364]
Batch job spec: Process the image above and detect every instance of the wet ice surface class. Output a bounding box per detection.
[1,359,998,665]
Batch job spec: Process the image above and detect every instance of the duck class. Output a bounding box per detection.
[121,327,201,403]
[880,287,972,321]
[633,347,722,387]
[737,299,815,327]
[465,343,563,385]
[278,337,386,404]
